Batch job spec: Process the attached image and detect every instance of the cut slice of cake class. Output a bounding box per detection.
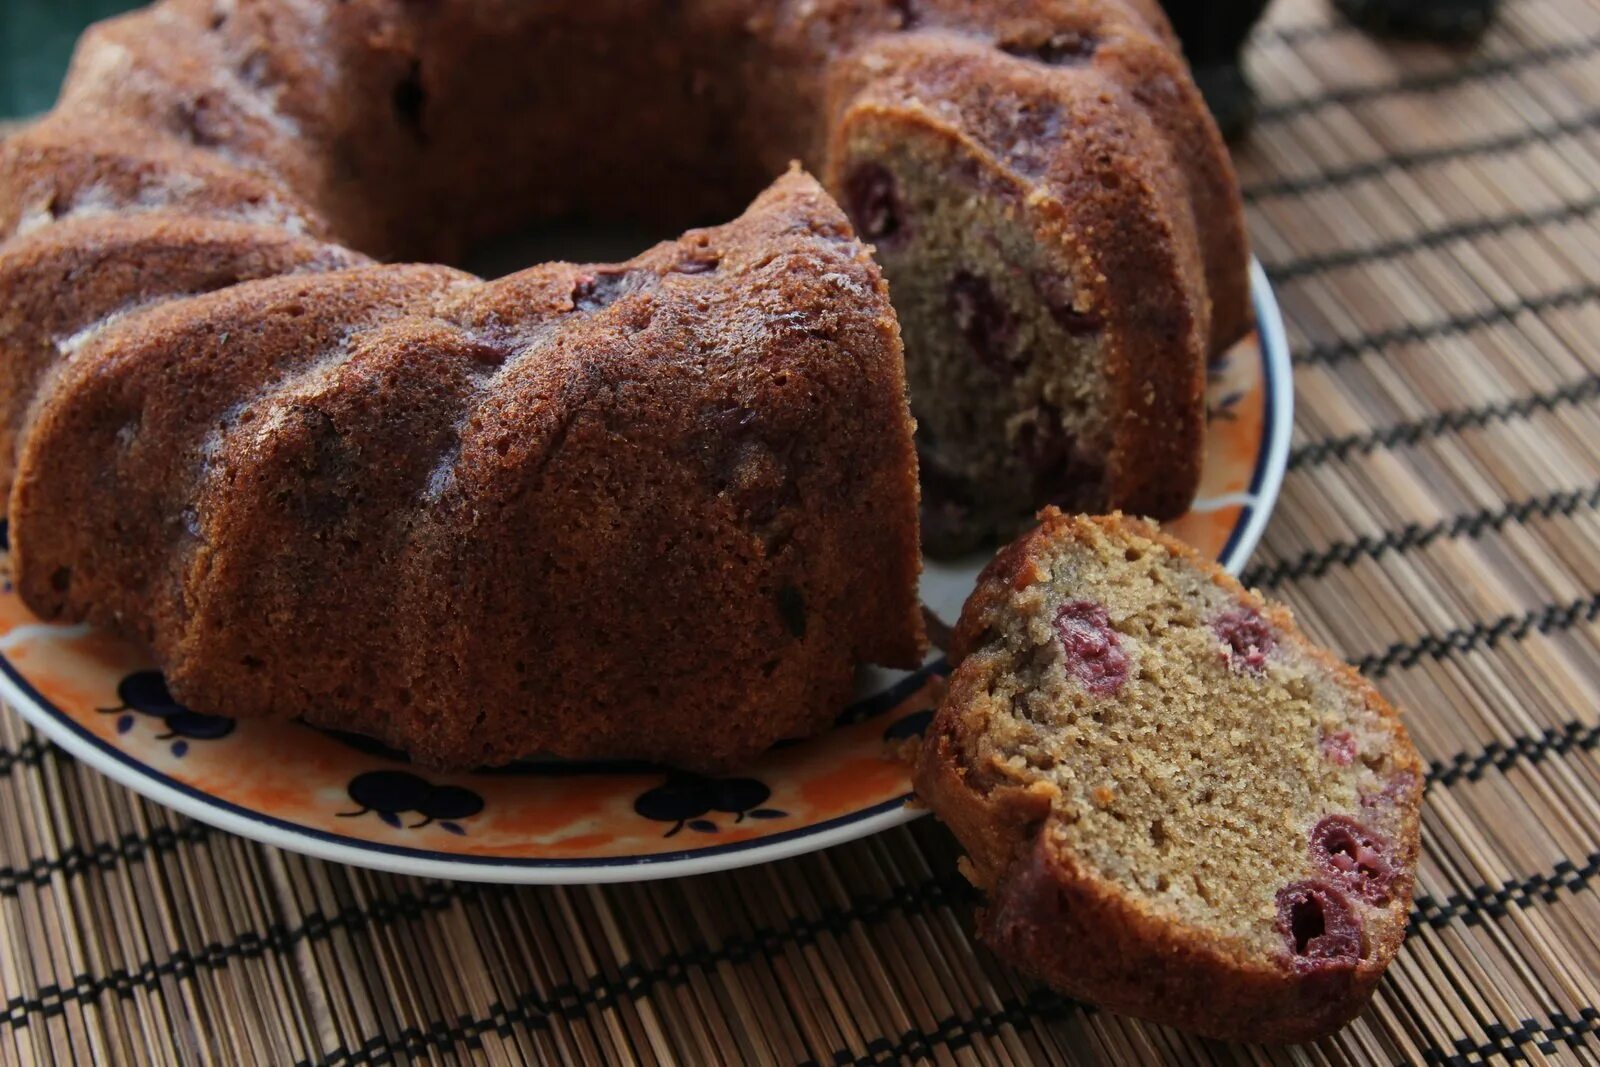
[915,510,1423,1043]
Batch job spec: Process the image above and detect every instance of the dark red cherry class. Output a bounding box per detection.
[1311,815,1398,905]
[947,271,1018,378]
[1276,880,1364,970]
[1319,730,1357,765]
[1054,600,1129,695]
[844,163,907,245]
[1212,606,1276,673]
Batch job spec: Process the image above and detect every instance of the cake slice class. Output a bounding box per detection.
[825,25,1247,556]
[915,510,1423,1042]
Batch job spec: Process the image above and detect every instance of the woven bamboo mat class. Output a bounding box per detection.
[5,0,1600,1061]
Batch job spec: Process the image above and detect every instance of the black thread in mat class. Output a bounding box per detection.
[1267,194,1600,282]
[300,873,982,1067]
[317,985,1087,1067]
[299,835,1600,1066]
[1238,481,1600,590]
[0,866,979,1038]
[0,711,1581,929]
[824,997,1599,1067]
[823,1000,1600,1067]
[1419,1008,1600,1065]
[1291,283,1600,368]
[1,714,1597,1036]
[1287,374,1600,471]
[0,736,49,777]
[1428,720,1600,787]
[0,706,1575,906]
[1353,591,1600,678]
[0,880,482,1032]
[1412,852,1599,931]
[1243,109,1600,202]
[829,990,1085,1067]
[1255,32,1600,124]
[0,822,210,896]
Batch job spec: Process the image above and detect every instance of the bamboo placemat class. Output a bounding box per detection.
[5,0,1600,1061]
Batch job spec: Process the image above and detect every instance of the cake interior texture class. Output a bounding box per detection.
[838,125,1113,553]
[934,516,1421,983]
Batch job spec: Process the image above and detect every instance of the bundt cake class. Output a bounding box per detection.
[3,165,925,772]
[0,0,1246,768]
[915,511,1423,1042]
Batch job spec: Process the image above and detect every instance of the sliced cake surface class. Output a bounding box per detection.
[915,510,1423,1043]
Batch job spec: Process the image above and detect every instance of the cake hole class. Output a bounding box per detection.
[239,51,270,88]
[1286,891,1324,954]
[174,94,226,148]
[571,269,635,312]
[240,654,264,670]
[1002,31,1099,66]
[776,586,806,639]
[49,566,72,594]
[392,60,428,141]
[1046,298,1103,336]
[674,254,721,275]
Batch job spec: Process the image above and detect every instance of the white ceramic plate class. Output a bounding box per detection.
[0,260,1291,884]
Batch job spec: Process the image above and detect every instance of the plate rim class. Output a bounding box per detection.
[0,259,1293,884]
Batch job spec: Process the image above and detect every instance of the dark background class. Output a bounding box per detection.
[2,1,141,118]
